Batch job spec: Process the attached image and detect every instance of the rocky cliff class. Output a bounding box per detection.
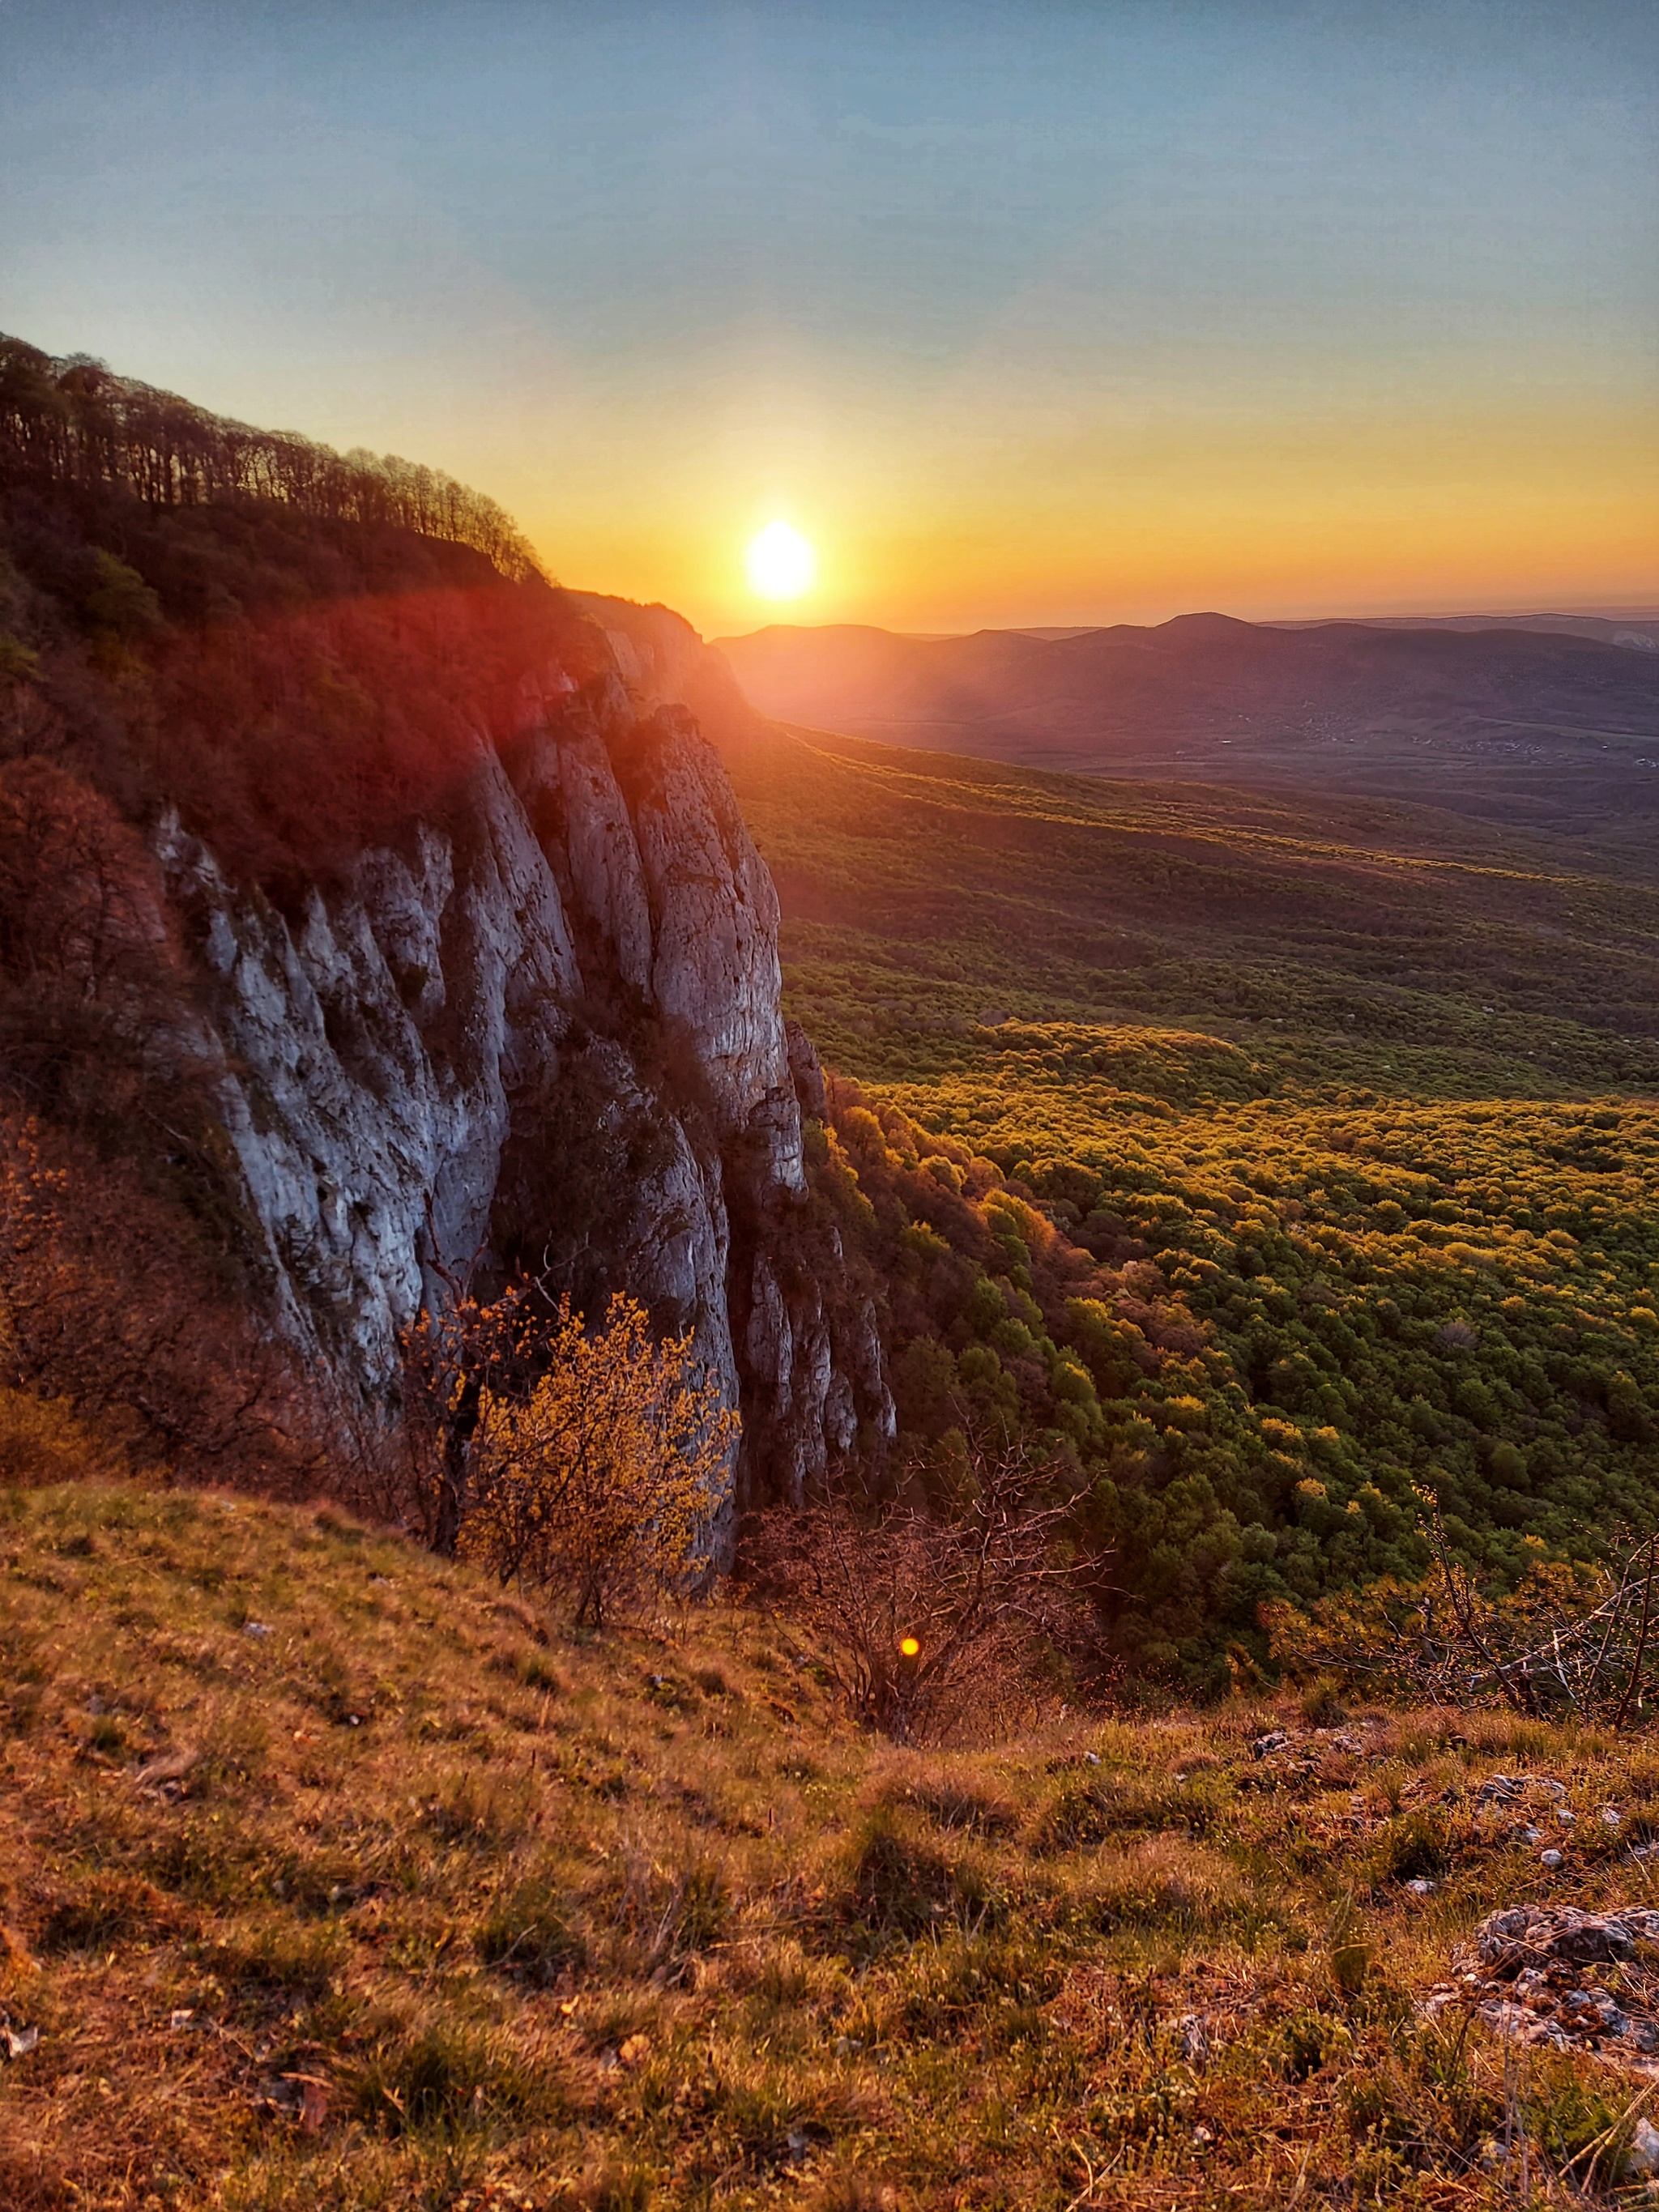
[151,633,893,1532]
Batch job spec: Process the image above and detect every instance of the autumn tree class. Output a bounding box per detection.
[1267,1500,1659,1730]
[390,1259,549,1558]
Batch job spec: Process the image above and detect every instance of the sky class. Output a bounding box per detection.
[2,0,1657,635]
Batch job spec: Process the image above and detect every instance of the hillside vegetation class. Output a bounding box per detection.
[720,727,1659,1093]
[721,724,1659,1686]
[0,336,602,897]
[11,1481,1659,2210]
[0,334,542,585]
[0,339,618,1495]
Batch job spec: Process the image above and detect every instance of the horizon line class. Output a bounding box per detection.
[704,603,1659,643]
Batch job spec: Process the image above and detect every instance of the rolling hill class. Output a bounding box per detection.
[1271,612,1659,652]
[715,616,1659,859]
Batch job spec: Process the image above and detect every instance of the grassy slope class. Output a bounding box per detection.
[721,726,1659,1099]
[9,1483,1659,2209]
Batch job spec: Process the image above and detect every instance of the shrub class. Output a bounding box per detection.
[463,1294,736,1627]
[747,1435,1081,1741]
[1269,1513,1659,1729]
[375,1278,736,1626]
[0,1112,327,1491]
[0,1387,113,1485]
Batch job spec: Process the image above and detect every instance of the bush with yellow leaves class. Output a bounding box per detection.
[460,1294,736,1627]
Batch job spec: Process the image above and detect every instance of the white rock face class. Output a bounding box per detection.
[618,705,804,1200]
[152,660,891,1535]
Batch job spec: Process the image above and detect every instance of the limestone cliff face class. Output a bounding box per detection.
[154,637,893,1531]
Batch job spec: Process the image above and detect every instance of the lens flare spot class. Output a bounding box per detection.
[899,1635,921,1657]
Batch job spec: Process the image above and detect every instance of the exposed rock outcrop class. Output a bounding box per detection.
[785,1020,830,1122]
[152,638,893,1537]
[1425,1904,1659,2065]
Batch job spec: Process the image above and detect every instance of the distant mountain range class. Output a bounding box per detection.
[1000,613,1659,649]
[1271,612,1659,650]
[714,612,1659,853]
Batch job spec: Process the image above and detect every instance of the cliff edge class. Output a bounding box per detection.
[151,648,893,1530]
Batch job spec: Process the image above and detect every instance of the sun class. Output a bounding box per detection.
[745,520,817,601]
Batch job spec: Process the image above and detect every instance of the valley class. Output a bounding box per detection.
[714,718,1659,1682]
[716,620,1659,864]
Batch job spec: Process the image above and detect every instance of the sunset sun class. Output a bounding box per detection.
[745,520,817,601]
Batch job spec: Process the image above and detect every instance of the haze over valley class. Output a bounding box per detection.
[718,613,1659,856]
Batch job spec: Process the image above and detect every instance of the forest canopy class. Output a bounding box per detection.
[0,334,543,584]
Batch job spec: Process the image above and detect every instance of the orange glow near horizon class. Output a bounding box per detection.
[504,385,1659,641]
[12,6,1655,650]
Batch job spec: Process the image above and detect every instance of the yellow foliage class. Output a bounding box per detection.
[1161,1394,1207,1431]
[460,1294,737,1626]
[0,1386,117,1486]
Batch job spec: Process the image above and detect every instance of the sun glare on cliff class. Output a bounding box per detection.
[745,520,817,600]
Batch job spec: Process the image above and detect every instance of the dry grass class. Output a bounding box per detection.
[6,1483,1659,2206]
